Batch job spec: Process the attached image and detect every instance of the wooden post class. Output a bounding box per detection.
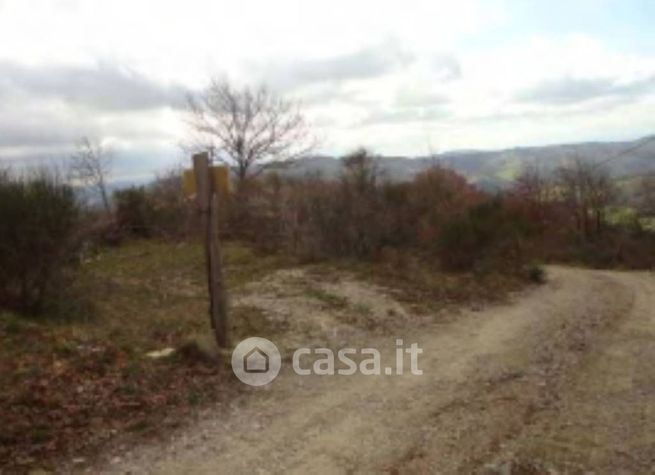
[209,192,229,347]
[193,152,229,348]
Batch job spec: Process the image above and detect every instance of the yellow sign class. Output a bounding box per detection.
[212,166,230,195]
[183,166,230,197]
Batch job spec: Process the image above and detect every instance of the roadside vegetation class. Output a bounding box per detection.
[2,79,654,472]
[0,153,533,470]
[0,240,295,470]
[512,161,655,269]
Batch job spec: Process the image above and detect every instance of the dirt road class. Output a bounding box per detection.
[97,266,655,474]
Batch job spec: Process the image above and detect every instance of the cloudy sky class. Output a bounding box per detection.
[1,0,654,181]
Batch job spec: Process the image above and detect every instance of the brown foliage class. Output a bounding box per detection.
[113,169,197,241]
[509,160,655,269]
[226,149,529,272]
[0,323,230,472]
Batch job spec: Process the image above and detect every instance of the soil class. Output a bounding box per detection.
[85,266,655,474]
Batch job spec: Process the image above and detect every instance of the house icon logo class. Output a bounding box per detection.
[231,337,281,386]
[244,347,269,373]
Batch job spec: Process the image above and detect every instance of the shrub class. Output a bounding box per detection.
[113,172,194,240]
[410,167,482,248]
[217,149,537,273]
[114,186,153,237]
[0,172,81,314]
[148,169,197,240]
[561,229,655,269]
[437,199,532,271]
[241,149,390,259]
[225,151,510,266]
[526,263,546,284]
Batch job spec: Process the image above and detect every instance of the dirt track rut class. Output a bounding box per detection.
[97,266,655,474]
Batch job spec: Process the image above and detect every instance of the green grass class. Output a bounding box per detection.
[65,239,295,350]
[605,206,655,232]
[640,216,655,231]
[605,206,639,227]
[495,156,524,182]
[1,238,293,357]
[301,286,350,310]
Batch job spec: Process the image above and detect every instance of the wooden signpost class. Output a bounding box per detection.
[190,152,229,348]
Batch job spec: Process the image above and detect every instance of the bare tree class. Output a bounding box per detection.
[186,79,314,188]
[555,158,616,238]
[637,173,655,215]
[514,163,553,205]
[586,165,617,234]
[341,148,381,194]
[69,137,113,213]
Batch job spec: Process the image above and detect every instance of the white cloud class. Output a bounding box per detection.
[0,0,654,174]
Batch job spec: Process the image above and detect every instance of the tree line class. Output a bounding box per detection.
[1,77,654,316]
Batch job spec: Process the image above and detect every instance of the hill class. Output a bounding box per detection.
[271,136,655,190]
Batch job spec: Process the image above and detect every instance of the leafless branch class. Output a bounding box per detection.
[69,136,113,213]
[184,79,315,188]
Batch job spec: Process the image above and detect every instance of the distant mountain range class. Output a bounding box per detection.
[271,135,655,190]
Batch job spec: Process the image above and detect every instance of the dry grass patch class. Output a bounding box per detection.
[0,239,295,472]
[0,242,527,472]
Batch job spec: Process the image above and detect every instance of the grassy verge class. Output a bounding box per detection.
[0,239,295,472]
[0,240,529,472]
[306,254,529,315]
